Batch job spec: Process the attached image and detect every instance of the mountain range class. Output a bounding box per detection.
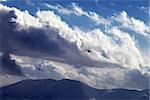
[0,79,149,100]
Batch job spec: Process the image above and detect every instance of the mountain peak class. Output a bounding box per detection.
[0,79,149,100]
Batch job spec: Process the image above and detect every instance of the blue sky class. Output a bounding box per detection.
[1,0,149,22]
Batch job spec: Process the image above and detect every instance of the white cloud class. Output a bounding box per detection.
[45,3,73,15]
[110,3,115,6]
[0,4,149,90]
[112,11,150,36]
[45,3,150,37]
[45,3,109,25]
[9,54,149,90]
[138,6,150,14]
[128,5,132,8]
[0,0,7,2]
[0,75,25,87]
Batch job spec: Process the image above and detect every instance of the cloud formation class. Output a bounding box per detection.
[0,4,149,89]
[0,53,24,76]
[0,0,7,2]
[0,4,124,69]
[45,3,150,37]
[44,2,150,71]
[138,6,150,15]
[112,11,150,36]
[10,54,149,90]
[45,3,109,25]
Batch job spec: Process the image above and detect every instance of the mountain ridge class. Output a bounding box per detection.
[0,79,149,100]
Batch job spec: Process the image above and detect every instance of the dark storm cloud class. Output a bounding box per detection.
[0,10,65,56]
[0,9,124,69]
[0,53,24,76]
[0,9,81,61]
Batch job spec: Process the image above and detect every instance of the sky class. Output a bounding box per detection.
[1,0,149,49]
[0,0,150,90]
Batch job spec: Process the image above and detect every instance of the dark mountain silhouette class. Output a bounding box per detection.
[0,79,149,100]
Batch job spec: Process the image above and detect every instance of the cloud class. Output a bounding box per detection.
[110,3,115,6]
[9,54,149,90]
[138,6,150,14]
[111,11,150,36]
[24,0,35,6]
[0,53,24,76]
[0,4,123,69]
[0,4,149,73]
[0,75,25,87]
[128,5,132,8]
[0,0,7,2]
[45,3,150,37]
[44,3,73,15]
[45,3,109,25]
[0,4,149,89]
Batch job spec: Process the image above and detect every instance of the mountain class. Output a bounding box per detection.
[0,79,149,100]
